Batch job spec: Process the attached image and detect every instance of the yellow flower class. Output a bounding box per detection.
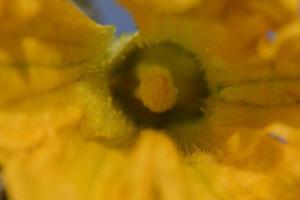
[1,0,300,200]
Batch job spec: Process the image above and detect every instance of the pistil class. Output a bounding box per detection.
[135,64,178,113]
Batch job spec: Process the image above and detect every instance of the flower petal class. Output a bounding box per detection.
[0,0,113,157]
[0,0,113,105]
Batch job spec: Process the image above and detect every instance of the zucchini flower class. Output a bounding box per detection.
[0,0,300,200]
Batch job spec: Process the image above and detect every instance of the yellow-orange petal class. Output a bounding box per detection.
[0,0,113,105]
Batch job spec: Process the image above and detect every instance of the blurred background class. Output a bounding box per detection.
[73,0,137,35]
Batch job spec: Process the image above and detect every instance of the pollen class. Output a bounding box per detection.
[135,65,178,113]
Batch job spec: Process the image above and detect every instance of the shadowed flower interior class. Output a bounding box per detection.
[109,42,209,128]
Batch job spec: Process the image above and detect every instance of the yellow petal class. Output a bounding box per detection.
[0,0,113,158]
[123,0,203,14]
[0,83,82,162]
[3,129,188,200]
[120,0,299,62]
[0,0,113,105]
[106,130,193,200]
[3,130,125,200]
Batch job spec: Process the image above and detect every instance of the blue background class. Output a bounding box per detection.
[91,0,136,35]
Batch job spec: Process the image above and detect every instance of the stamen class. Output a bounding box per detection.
[135,64,178,113]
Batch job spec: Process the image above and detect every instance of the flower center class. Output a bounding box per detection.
[135,64,178,113]
[109,43,209,128]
